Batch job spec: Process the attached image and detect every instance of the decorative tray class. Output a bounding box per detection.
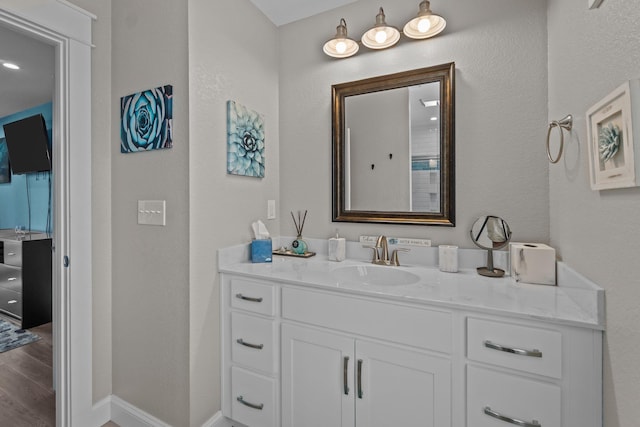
[272,248,316,258]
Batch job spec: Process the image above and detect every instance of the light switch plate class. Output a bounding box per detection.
[138,200,166,226]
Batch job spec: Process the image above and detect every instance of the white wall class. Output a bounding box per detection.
[188,0,280,424]
[279,0,549,245]
[111,1,190,425]
[547,1,640,425]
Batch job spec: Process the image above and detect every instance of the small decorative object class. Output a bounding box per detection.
[0,138,10,184]
[586,79,640,190]
[598,123,621,162]
[227,100,265,178]
[290,210,308,255]
[121,85,173,153]
[438,245,458,273]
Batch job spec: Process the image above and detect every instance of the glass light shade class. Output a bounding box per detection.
[361,7,400,50]
[403,0,446,39]
[323,18,359,58]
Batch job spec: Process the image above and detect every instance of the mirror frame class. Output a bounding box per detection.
[332,62,455,226]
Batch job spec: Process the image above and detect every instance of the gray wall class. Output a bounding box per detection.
[111,1,190,425]
[188,0,280,425]
[547,1,640,425]
[279,0,549,244]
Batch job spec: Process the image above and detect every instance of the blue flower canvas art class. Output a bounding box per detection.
[121,85,173,153]
[227,100,265,178]
[0,138,10,184]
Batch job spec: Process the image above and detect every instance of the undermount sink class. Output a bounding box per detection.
[332,264,420,286]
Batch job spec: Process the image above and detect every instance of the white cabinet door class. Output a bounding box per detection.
[282,323,355,427]
[355,340,451,427]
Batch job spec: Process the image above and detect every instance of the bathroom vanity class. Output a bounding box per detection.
[0,230,52,329]
[219,241,604,427]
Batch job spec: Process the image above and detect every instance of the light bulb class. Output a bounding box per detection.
[375,30,387,44]
[335,40,347,54]
[418,18,431,33]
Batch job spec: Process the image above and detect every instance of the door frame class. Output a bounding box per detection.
[0,1,94,426]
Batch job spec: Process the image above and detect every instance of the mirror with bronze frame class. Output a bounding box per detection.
[332,62,455,226]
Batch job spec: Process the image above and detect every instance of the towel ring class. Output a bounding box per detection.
[546,114,573,164]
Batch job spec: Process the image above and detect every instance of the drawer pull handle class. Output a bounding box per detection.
[484,340,542,358]
[484,406,541,427]
[343,356,350,395]
[236,338,264,350]
[357,359,364,399]
[237,395,264,410]
[235,293,263,303]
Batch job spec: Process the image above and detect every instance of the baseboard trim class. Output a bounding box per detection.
[92,395,112,426]
[98,396,234,427]
[111,395,173,427]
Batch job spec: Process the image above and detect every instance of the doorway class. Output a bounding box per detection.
[0,2,95,426]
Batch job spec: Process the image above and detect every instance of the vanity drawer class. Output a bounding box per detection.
[231,311,277,373]
[231,366,276,427]
[2,241,22,267]
[467,365,560,427]
[230,278,276,316]
[282,287,452,353]
[467,318,562,379]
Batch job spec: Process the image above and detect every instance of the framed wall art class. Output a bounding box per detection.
[586,79,640,190]
[0,138,10,184]
[227,100,265,178]
[121,85,173,153]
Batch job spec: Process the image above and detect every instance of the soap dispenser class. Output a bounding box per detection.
[328,231,346,262]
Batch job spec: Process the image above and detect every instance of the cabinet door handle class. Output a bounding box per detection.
[343,356,350,395]
[484,340,542,358]
[484,406,541,426]
[235,293,263,303]
[237,395,264,410]
[236,338,264,350]
[357,359,363,399]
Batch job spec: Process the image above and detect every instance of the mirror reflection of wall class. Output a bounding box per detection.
[343,81,442,213]
[345,88,410,211]
[409,82,440,212]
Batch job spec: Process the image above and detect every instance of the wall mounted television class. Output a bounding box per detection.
[2,114,51,174]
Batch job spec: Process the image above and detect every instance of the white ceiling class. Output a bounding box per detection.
[249,0,357,26]
[0,24,54,119]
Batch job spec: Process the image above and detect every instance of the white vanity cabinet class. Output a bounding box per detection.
[220,260,603,427]
[222,276,280,427]
[280,288,452,427]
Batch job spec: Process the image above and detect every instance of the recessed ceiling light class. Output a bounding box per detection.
[3,62,20,70]
[420,99,440,108]
[430,116,438,121]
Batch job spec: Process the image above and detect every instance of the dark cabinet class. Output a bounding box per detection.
[0,232,52,329]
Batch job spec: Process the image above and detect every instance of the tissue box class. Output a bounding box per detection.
[251,239,272,263]
[509,243,556,285]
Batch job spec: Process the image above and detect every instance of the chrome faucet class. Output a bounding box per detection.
[363,235,410,266]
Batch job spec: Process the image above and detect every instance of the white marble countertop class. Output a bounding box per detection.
[219,238,604,330]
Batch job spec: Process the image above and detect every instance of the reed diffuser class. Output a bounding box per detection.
[290,210,308,255]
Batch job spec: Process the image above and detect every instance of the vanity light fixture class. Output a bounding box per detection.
[403,0,446,40]
[323,2,447,59]
[323,18,360,58]
[361,7,400,50]
[2,62,20,70]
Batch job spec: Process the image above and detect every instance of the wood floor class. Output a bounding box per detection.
[0,318,120,427]
[0,320,55,426]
